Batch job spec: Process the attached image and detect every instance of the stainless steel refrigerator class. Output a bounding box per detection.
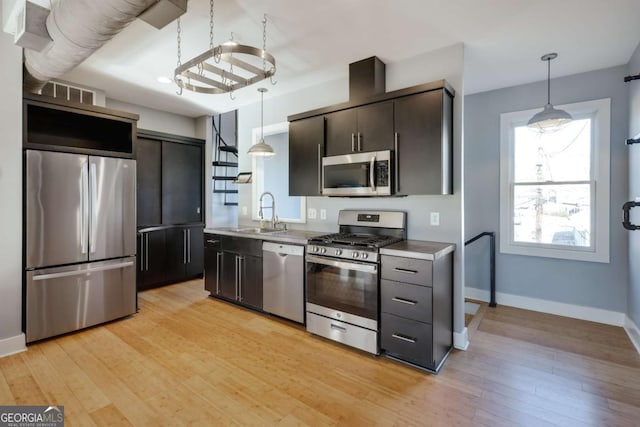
[25,150,137,343]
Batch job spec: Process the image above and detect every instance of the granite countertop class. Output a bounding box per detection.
[380,239,456,261]
[204,227,325,245]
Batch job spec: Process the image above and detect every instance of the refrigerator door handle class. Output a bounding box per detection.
[32,261,135,281]
[81,164,89,254]
[89,162,98,254]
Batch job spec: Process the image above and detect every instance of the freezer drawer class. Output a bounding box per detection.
[26,257,136,343]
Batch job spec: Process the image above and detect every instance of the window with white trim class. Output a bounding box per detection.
[499,98,610,263]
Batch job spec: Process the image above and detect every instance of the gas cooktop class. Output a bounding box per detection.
[310,232,402,249]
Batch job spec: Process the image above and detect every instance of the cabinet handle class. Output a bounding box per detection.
[139,235,144,272]
[392,297,417,306]
[393,267,418,275]
[206,240,219,244]
[216,252,222,294]
[234,256,239,300]
[331,324,346,332]
[394,132,399,193]
[188,229,191,263]
[145,234,149,271]
[392,333,417,344]
[182,230,187,264]
[351,133,356,152]
[357,132,362,151]
[317,143,322,195]
[237,256,244,301]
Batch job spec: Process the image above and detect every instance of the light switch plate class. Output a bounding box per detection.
[242,206,248,216]
[430,212,440,226]
[308,208,317,220]
[320,209,327,220]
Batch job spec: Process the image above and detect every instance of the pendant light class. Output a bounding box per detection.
[527,53,572,131]
[248,88,275,157]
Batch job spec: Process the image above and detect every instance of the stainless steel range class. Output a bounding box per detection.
[305,210,406,354]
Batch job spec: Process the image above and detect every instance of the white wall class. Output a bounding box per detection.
[0,29,26,356]
[235,44,468,345]
[106,99,197,138]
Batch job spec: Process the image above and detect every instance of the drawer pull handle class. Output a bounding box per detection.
[392,297,417,306]
[392,333,416,344]
[206,239,219,244]
[394,267,418,274]
[331,324,347,333]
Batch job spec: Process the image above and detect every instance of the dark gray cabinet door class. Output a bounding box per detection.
[162,142,202,224]
[325,102,394,156]
[186,226,204,278]
[325,109,357,156]
[239,255,262,310]
[289,116,325,196]
[204,235,221,294]
[135,137,162,227]
[139,230,167,291]
[219,252,238,300]
[356,101,394,153]
[394,90,453,195]
[164,227,187,285]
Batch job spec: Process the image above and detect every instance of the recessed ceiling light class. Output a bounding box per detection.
[157,76,172,84]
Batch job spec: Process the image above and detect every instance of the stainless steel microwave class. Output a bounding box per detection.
[322,150,392,196]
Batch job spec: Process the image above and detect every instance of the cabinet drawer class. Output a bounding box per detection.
[204,234,221,249]
[221,235,262,257]
[381,313,433,368]
[381,279,432,323]
[306,312,378,354]
[381,255,432,286]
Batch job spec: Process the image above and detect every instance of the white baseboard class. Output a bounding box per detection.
[624,316,640,355]
[453,327,469,351]
[465,287,625,327]
[0,333,26,358]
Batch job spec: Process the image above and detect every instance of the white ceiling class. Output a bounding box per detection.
[57,0,640,117]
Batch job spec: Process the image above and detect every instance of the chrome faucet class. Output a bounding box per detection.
[258,191,277,229]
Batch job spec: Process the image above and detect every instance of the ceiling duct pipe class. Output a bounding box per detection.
[23,0,160,93]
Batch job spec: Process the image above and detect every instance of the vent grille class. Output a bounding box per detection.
[40,81,95,105]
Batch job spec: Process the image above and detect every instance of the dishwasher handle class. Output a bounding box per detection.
[262,242,304,257]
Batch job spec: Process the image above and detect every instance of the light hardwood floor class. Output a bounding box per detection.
[2,279,639,426]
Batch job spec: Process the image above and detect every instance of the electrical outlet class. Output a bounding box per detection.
[308,208,317,220]
[320,209,327,220]
[430,212,440,226]
[242,206,248,216]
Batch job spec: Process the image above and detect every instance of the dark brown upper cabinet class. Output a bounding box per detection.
[289,116,325,196]
[394,89,453,195]
[288,79,455,197]
[325,101,394,156]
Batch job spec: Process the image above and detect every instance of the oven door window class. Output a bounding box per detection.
[306,259,378,320]
[324,163,370,189]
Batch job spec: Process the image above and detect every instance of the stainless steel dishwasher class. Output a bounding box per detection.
[262,242,305,323]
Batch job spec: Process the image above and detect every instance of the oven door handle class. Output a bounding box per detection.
[306,255,378,274]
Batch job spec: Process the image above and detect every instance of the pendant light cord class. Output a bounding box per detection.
[547,58,551,105]
[260,90,264,141]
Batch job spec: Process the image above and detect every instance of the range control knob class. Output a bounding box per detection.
[320,248,327,254]
[313,246,319,253]
[335,249,343,256]
[361,252,369,259]
[352,252,359,258]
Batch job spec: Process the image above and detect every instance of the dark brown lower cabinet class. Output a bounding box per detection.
[380,251,453,372]
[138,225,204,291]
[204,233,263,311]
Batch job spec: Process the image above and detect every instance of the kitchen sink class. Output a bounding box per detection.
[231,227,286,235]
